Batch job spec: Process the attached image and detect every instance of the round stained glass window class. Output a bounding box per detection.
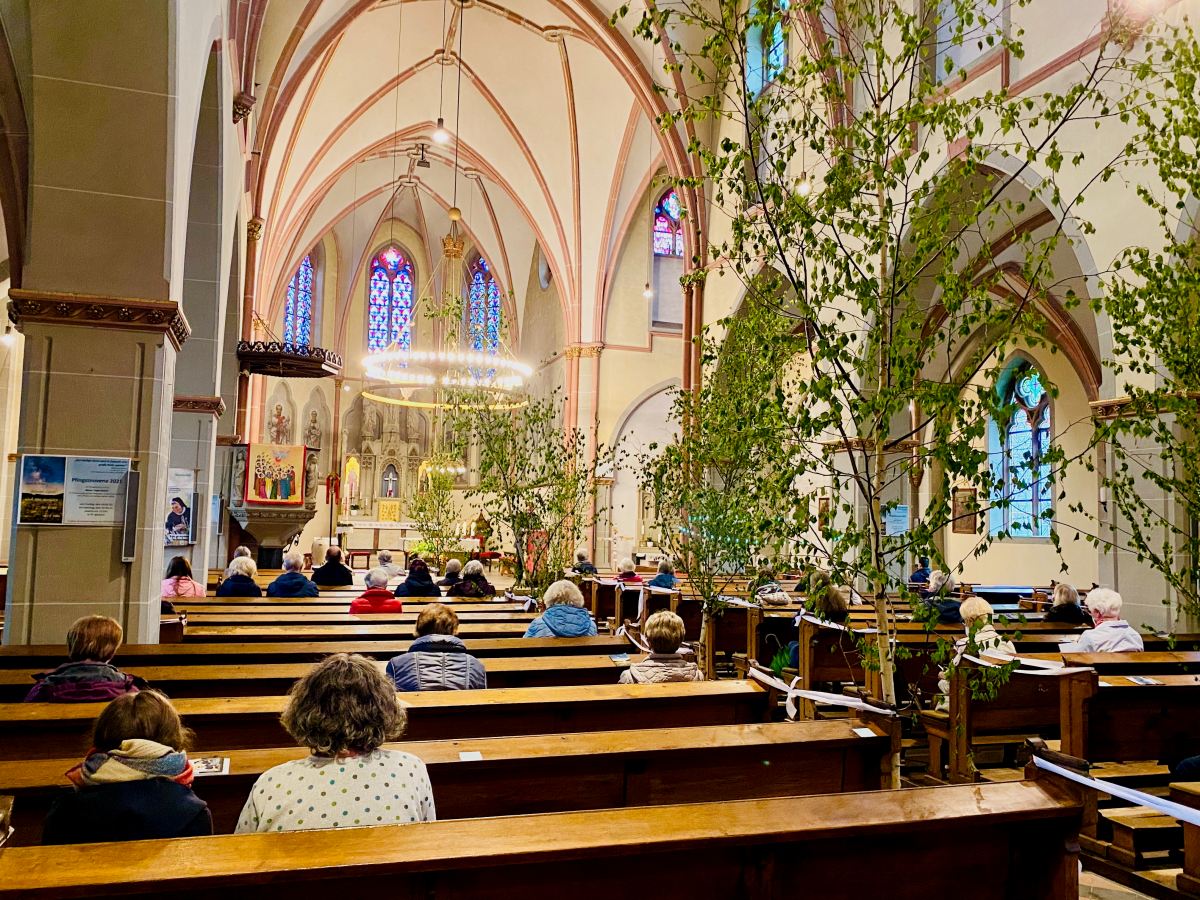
[1016,370,1045,407]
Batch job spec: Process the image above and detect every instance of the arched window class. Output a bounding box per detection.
[653,189,684,258]
[746,0,787,96]
[467,254,502,353]
[988,360,1052,538]
[283,254,314,347]
[367,246,415,353]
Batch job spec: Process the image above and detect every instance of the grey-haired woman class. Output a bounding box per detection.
[235,653,435,833]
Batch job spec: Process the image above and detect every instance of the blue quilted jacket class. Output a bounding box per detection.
[386,635,487,691]
[523,604,597,638]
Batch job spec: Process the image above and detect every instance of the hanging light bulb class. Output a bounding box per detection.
[797,172,813,198]
[432,117,451,145]
[642,282,654,300]
[1,326,15,347]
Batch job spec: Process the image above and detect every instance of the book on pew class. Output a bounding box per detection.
[192,756,230,776]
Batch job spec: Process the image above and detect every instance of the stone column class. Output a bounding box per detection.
[4,292,188,645]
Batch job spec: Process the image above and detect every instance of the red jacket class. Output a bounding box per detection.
[349,589,403,614]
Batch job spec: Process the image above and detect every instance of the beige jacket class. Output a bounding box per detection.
[619,653,704,684]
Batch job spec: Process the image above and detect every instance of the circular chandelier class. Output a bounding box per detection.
[361,344,532,410]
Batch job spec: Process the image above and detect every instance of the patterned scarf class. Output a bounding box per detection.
[66,739,195,789]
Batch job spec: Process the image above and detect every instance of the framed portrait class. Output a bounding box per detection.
[952,487,979,535]
[817,495,831,530]
[245,444,306,506]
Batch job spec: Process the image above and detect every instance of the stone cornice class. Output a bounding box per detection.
[173,395,226,417]
[565,343,604,359]
[1090,391,1200,420]
[8,288,191,350]
[215,434,243,446]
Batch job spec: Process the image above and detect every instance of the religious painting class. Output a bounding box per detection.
[952,487,980,535]
[817,496,831,530]
[343,456,361,510]
[381,463,400,499]
[245,444,306,506]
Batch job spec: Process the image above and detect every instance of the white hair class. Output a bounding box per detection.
[377,550,393,565]
[619,558,636,574]
[463,559,484,577]
[282,551,305,573]
[364,567,390,589]
[226,556,257,579]
[1086,587,1123,619]
[444,558,462,575]
[927,570,956,594]
[1052,583,1079,607]
[543,580,585,608]
[232,545,252,559]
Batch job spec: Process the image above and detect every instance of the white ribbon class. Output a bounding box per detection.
[1032,755,1200,827]
[747,667,896,720]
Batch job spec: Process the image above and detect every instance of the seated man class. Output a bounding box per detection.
[266,551,320,598]
[386,603,487,691]
[438,558,463,589]
[572,550,598,576]
[909,556,932,585]
[1059,587,1144,653]
[350,568,403,614]
[619,611,702,683]
[311,546,355,587]
[376,550,403,580]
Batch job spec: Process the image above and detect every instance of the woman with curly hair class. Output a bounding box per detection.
[235,653,435,833]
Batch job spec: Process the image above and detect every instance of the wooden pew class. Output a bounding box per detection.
[0,654,635,702]
[920,664,1094,783]
[0,636,631,669]
[0,719,893,845]
[0,776,1084,899]
[0,681,772,759]
[179,611,535,626]
[1023,651,1200,674]
[182,622,532,642]
[1168,783,1200,895]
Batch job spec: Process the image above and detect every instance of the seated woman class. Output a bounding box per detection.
[646,560,678,590]
[446,560,496,598]
[350,568,403,614]
[161,555,205,599]
[42,691,212,844]
[25,615,145,702]
[619,610,702,683]
[936,598,1017,709]
[909,556,932,585]
[615,558,643,584]
[437,558,463,588]
[394,558,442,598]
[1060,588,1144,653]
[523,580,598,638]
[921,571,962,625]
[376,550,404,579]
[217,555,262,597]
[804,571,849,623]
[386,603,487,691]
[1042,582,1088,625]
[236,653,436,833]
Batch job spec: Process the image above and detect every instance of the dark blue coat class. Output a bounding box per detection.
[266,571,320,598]
[42,780,212,845]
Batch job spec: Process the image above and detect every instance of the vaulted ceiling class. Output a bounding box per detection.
[241,0,703,357]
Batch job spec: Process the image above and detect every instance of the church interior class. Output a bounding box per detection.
[0,1,1200,897]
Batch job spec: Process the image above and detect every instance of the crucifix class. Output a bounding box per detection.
[383,469,398,498]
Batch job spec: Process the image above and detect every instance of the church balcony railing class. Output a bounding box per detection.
[236,340,343,378]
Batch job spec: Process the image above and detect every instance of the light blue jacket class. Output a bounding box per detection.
[523,604,597,638]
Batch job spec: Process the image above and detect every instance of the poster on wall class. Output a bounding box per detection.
[165,468,196,545]
[19,455,130,526]
[245,444,305,506]
[884,505,908,536]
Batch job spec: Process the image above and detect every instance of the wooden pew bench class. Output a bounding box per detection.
[0,636,632,669]
[0,719,893,845]
[0,654,636,702]
[179,611,536,626]
[182,622,533,642]
[0,776,1085,899]
[0,681,773,759]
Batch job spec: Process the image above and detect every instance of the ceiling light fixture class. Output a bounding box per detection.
[415,143,431,168]
[432,117,451,145]
[642,282,654,300]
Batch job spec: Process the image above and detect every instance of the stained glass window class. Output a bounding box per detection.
[283,254,314,347]
[988,361,1052,538]
[367,246,414,353]
[653,190,684,258]
[467,254,502,354]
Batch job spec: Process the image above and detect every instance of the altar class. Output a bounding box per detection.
[336,519,480,568]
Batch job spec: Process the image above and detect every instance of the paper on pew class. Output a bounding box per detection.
[458,751,483,762]
[1032,755,1200,827]
[796,613,879,635]
[721,596,755,608]
[192,757,230,776]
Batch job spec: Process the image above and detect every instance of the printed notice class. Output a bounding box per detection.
[458,751,484,762]
[19,455,129,526]
[192,756,231,776]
